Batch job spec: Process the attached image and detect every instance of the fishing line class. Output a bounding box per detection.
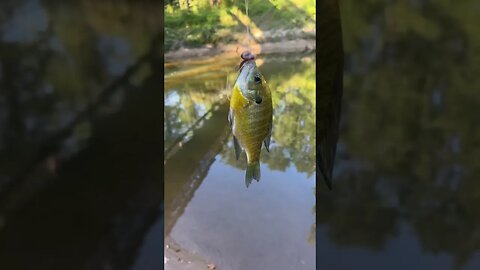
[237,0,254,70]
[244,0,251,51]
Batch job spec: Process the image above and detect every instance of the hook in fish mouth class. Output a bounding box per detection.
[241,51,255,60]
[239,50,255,70]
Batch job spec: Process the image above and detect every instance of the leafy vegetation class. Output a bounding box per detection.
[164,0,315,51]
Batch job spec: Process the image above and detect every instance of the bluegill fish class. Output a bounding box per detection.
[228,52,273,187]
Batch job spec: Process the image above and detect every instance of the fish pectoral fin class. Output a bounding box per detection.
[264,122,272,152]
[264,136,271,152]
[233,136,242,160]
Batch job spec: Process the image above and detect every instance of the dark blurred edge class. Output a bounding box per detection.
[316,0,343,191]
[160,2,166,269]
[0,3,165,270]
[316,0,343,265]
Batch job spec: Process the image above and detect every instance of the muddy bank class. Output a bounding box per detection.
[164,236,216,270]
[165,39,315,61]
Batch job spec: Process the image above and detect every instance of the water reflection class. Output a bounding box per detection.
[164,53,316,269]
[219,56,316,176]
[0,1,162,269]
[317,0,480,269]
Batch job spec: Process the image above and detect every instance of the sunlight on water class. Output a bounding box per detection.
[164,53,316,270]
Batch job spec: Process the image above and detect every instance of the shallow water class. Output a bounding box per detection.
[163,53,316,270]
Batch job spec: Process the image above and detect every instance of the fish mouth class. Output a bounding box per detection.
[236,61,256,93]
[239,58,250,70]
[239,59,255,73]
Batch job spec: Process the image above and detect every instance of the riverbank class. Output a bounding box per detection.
[165,38,315,61]
[165,27,315,61]
[164,236,216,270]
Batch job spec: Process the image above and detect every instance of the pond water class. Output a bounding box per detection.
[316,1,480,269]
[1,0,479,270]
[0,1,162,269]
[163,53,316,270]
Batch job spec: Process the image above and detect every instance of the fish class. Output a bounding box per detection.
[228,52,273,187]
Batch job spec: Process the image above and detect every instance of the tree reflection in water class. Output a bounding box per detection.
[0,1,162,269]
[318,0,480,269]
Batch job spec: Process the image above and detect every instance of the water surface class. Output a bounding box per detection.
[164,53,316,270]
[0,1,162,269]
[317,1,480,269]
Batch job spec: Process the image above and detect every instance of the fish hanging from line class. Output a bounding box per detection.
[228,51,273,187]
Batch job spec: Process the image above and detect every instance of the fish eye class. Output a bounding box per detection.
[254,74,261,84]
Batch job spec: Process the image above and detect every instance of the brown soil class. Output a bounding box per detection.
[164,236,215,270]
[165,39,315,61]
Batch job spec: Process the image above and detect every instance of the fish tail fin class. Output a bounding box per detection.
[245,162,261,188]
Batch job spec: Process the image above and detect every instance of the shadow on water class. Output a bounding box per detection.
[164,102,230,236]
[318,0,480,269]
[0,1,162,269]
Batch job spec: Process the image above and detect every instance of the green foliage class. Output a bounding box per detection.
[164,0,316,51]
[165,7,222,50]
